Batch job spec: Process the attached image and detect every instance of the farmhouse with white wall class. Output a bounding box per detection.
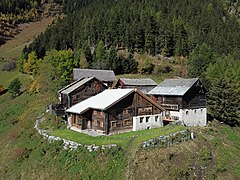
[66,89,165,135]
[148,78,207,126]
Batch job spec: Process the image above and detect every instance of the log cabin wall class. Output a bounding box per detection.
[152,95,182,111]
[91,110,105,131]
[71,114,82,129]
[182,84,206,109]
[151,82,206,111]
[106,92,162,133]
[61,79,107,108]
[61,94,68,107]
[70,79,107,106]
[115,79,125,88]
[106,93,135,133]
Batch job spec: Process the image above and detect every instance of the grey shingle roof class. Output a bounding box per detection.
[58,77,106,95]
[73,68,117,82]
[120,78,157,86]
[148,78,199,96]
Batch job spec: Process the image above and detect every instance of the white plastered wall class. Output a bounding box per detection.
[133,113,164,131]
[168,108,207,126]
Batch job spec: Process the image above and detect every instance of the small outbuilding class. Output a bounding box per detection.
[66,89,165,135]
[73,68,117,87]
[58,77,108,108]
[115,78,157,93]
[148,78,207,126]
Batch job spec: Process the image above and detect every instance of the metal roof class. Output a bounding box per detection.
[73,68,117,82]
[66,89,134,114]
[58,78,84,93]
[60,77,94,95]
[148,78,199,96]
[119,78,157,86]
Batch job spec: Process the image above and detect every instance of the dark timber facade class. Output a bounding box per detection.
[67,89,164,134]
[58,77,107,108]
[148,78,207,126]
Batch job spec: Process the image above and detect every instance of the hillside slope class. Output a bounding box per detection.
[27,0,240,58]
[0,17,53,61]
[0,84,240,179]
[130,122,240,179]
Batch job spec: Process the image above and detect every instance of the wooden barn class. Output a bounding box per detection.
[115,78,157,93]
[73,68,117,87]
[58,77,108,108]
[148,78,207,126]
[66,89,165,135]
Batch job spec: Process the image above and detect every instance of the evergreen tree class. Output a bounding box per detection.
[126,52,138,74]
[8,78,21,98]
[83,44,93,67]
[188,43,215,78]
[106,47,117,70]
[206,56,240,125]
[79,52,89,69]
[17,53,27,73]
[172,17,188,56]
[94,40,107,69]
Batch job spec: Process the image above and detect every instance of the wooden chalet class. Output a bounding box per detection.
[66,89,165,135]
[115,78,157,93]
[58,77,108,108]
[148,78,207,126]
[73,68,117,87]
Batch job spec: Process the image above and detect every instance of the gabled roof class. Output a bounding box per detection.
[66,89,133,114]
[58,77,107,95]
[73,68,117,82]
[148,78,199,96]
[119,78,157,86]
[58,77,84,94]
[66,89,164,114]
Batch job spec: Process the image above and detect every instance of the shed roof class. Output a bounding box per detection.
[73,68,117,82]
[59,77,94,95]
[119,78,157,86]
[148,78,199,96]
[66,89,134,114]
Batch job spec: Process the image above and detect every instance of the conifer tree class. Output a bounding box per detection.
[8,78,21,98]
[94,40,107,69]
[189,43,214,78]
[206,56,240,125]
[79,52,89,69]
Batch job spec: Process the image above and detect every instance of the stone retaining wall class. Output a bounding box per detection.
[141,130,193,148]
[35,116,117,152]
[35,116,193,152]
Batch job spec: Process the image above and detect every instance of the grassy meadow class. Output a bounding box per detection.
[51,125,186,147]
[0,67,32,89]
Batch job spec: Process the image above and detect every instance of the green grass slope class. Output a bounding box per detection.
[130,121,240,179]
